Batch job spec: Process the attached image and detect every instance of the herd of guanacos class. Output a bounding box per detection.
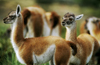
[3,4,100,65]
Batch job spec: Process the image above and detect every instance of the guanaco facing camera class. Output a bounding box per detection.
[62,12,99,65]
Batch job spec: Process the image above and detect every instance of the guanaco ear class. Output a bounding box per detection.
[75,14,83,20]
[16,5,21,17]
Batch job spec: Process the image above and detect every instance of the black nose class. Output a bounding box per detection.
[66,21,70,25]
[4,21,6,23]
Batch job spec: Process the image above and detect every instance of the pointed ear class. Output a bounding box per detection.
[75,14,83,20]
[16,4,21,16]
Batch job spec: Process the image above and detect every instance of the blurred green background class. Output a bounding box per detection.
[0,0,100,65]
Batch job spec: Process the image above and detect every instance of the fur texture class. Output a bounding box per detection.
[3,5,77,65]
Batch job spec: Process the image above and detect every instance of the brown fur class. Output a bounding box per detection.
[3,8,77,65]
[18,37,75,64]
[22,6,47,37]
[51,11,60,28]
[81,17,100,44]
[4,6,47,37]
[62,12,99,65]
[91,23,100,43]
[80,17,100,65]
[80,21,89,34]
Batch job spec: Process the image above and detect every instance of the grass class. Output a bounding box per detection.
[0,22,23,65]
[1,2,100,65]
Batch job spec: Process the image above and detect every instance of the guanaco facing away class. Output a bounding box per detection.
[62,12,99,65]
[80,17,100,34]
[3,5,77,65]
[22,5,51,38]
[45,11,61,37]
[85,17,100,44]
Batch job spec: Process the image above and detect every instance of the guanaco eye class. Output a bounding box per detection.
[9,15,16,19]
[69,18,73,21]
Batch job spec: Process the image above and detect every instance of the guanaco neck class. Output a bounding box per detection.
[11,14,24,51]
[65,22,77,43]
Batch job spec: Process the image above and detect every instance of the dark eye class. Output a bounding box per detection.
[69,18,73,21]
[9,15,16,19]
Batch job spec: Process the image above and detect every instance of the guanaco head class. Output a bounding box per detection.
[3,5,21,24]
[86,17,100,30]
[61,12,83,28]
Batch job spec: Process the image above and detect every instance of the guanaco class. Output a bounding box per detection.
[3,5,77,65]
[45,11,61,36]
[61,12,99,65]
[82,17,100,64]
[86,17,100,44]
[80,17,99,34]
[22,5,52,38]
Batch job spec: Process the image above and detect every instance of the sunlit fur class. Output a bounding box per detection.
[62,12,99,65]
[86,17,100,44]
[45,11,61,36]
[3,5,77,65]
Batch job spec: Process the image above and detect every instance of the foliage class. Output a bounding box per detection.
[35,0,100,8]
[79,0,100,8]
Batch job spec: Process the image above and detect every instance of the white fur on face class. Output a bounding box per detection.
[65,21,76,29]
